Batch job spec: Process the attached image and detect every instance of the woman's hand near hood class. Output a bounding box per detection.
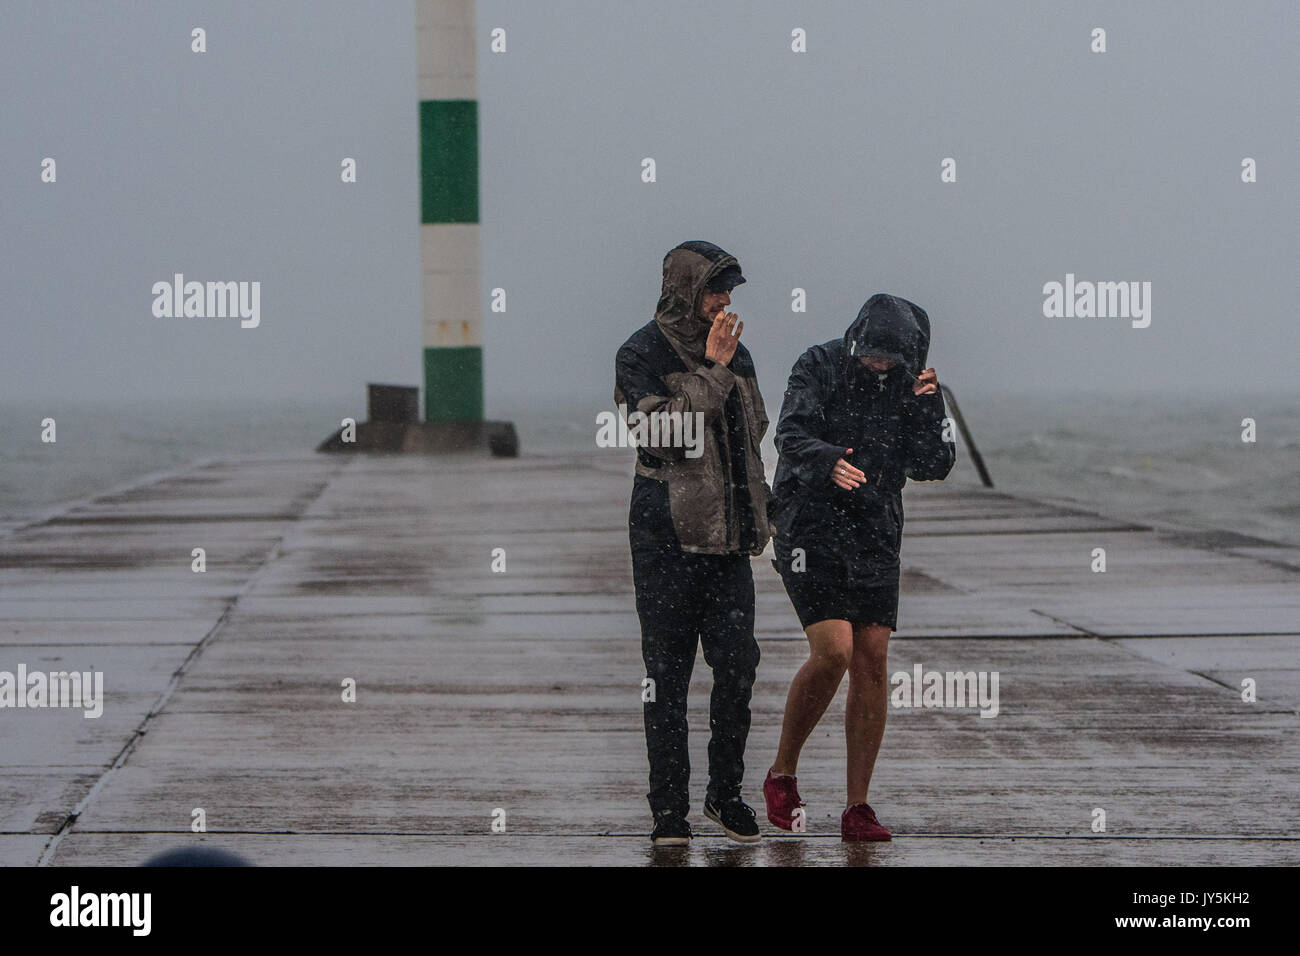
[912,368,938,396]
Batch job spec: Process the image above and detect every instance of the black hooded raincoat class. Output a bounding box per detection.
[770,294,957,595]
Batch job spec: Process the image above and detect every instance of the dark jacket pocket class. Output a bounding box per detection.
[629,474,679,551]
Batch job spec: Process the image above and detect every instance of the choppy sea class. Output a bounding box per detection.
[2,392,1297,547]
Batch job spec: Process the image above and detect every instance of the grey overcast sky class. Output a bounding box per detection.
[2,1,1297,413]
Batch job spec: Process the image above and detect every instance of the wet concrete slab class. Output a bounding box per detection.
[0,450,1294,866]
[40,833,1299,867]
[0,619,214,648]
[0,836,56,868]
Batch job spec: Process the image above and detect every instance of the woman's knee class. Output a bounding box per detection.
[851,623,891,671]
[805,622,854,674]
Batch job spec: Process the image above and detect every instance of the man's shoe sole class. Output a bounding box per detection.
[651,835,691,847]
[703,805,761,844]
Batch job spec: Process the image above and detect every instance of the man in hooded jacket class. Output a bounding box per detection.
[614,240,774,846]
[763,293,957,841]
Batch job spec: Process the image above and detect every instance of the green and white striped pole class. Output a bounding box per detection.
[417,0,481,422]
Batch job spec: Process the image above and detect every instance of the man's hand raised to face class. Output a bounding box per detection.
[704,310,742,366]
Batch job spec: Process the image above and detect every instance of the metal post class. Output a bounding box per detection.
[939,384,994,488]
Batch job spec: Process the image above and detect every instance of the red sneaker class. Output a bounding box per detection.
[763,770,806,831]
[842,803,892,841]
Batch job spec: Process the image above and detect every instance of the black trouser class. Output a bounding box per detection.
[631,542,760,818]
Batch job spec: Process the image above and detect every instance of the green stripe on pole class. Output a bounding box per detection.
[420,100,478,223]
[424,346,483,420]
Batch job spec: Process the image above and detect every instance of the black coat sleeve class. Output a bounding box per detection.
[774,348,848,489]
[899,388,956,481]
[614,344,735,464]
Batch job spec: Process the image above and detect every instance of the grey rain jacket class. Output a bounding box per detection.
[770,293,956,587]
[614,241,773,555]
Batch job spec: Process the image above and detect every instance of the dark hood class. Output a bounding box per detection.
[654,240,744,365]
[842,293,931,379]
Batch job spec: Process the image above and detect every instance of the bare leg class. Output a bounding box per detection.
[771,619,853,775]
[846,622,892,806]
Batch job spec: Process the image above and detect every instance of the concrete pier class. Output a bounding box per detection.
[2,449,1296,866]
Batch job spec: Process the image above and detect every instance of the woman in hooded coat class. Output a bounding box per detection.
[761,293,956,841]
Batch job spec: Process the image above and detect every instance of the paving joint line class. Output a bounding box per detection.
[33,457,352,867]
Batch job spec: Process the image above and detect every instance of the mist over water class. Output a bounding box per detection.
[5,391,1294,548]
[0,399,345,525]
[944,390,1300,547]
[523,389,1300,549]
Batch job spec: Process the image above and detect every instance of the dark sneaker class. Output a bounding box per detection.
[763,770,806,831]
[703,796,761,844]
[650,812,692,847]
[841,802,892,842]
